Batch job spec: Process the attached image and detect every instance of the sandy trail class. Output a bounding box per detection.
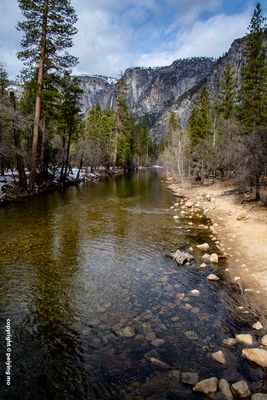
[168,180,267,319]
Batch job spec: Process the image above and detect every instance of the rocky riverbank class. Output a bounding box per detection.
[167,179,267,316]
[164,179,267,399]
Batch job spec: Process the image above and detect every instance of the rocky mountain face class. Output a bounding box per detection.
[77,35,251,141]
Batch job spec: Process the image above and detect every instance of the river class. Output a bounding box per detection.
[0,171,265,399]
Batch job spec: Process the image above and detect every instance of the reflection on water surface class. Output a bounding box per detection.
[0,171,265,399]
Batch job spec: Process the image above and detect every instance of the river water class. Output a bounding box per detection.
[0,171,265,399]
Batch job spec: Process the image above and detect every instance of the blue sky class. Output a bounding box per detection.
[0,0,265,79]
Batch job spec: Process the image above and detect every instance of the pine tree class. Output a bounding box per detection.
[0,64,9,175]
[57,73,82,184]
[0,63,9,96]
[239,2,267,131]
[17,0,78,192]
[218,64,237,120]
[187,88,211,147]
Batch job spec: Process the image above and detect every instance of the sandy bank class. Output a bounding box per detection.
[167,180,267,319]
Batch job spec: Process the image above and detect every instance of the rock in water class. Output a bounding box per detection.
[242,348,267,367]
[193,377,218,398]
[170,249,194,265]
[252,321,263,330]
[219,379,233,400]
[196,243,210,251]
[210,253,219,263]
[190,289,200,297]
[231,380,251,398]
[151,338,165,347]
[207,274,220,281]
[235,334,253,345]
[223,338,237,347]
[181,372,198,385]
[149,357,171,369]
[118,327,135,337]
[211,351,226,365]
[252,395,267,400]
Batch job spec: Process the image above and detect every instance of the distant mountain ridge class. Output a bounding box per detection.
[78,35,251,141]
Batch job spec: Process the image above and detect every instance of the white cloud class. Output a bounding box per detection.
[0,0,255,79]
[135,11,250,68]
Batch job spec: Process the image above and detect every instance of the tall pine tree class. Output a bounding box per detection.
[17,0,78,192]
[239,3,267,132]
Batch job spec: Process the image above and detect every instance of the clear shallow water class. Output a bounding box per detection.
[0,171,265,399]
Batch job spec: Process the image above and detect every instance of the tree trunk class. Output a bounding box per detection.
[62,128,72,185]
[29,0,49,193]
[255,175,260,201]
[39,122,46,185]
[10,92,27,191]
[76,153,83,180]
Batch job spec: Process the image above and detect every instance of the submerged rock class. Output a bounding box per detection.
[185,330,198,340]
[170,249,194,265]
[193,377,218,398]
[190,289,200,297]
[207,273,220,281]
[260,335,267,346]
[252,394,267,400]
[118,327,135,337]
[223,338,237,347]
[181,372,198,385]
[235,334,253,345]
[149,357,171,369]
[219,379,233,400]
[242,348,267,367]
[231,380,251,398]
[252,321,263,330]
[211,351,226,365]
[151,338,165,347]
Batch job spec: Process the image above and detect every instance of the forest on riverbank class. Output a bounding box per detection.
[0,1,266,201]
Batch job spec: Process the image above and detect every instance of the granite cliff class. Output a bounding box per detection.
[78,36,248,141]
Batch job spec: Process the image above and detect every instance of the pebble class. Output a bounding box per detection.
[199,263,207,268]
[260,335,267,346]
[181,372,199,385]
[223,338,237,347]
[118,327,135,337]
[149,357,171,369]
[135,334,145,341]
[235,334,253,345]
[252,321,263,330]
[193,377,218,397]
[231,380,251,398]
[202,253,211,260]
[146,332,157,342]
[185,330,198,340]
[210,253,219,263]
[190,289,200,297]
[207,273,220,281]
[252,395,267,400]
[151,338,165,347]
[196,243,210,251]
[211,350,226,365]
[219,379,233,400]
[169,369,181,380]
[242,348,267,367]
